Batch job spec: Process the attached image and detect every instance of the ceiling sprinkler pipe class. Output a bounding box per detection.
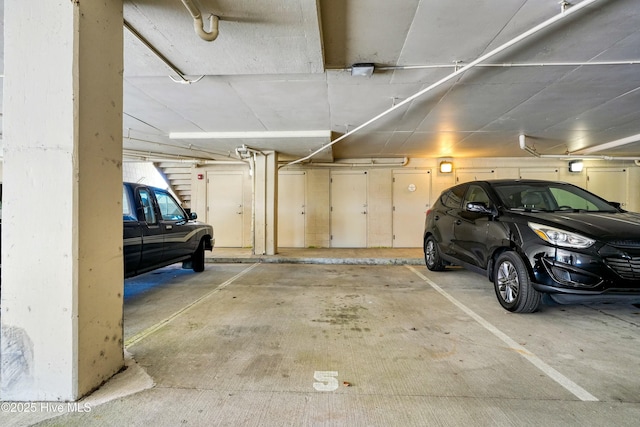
[180,0,219,41]
[194,14,219,42]
[124,20,204,84]
[180,0,201,17]
[518,135,640,161]
[518,134,540,157]
[293,157,410,168]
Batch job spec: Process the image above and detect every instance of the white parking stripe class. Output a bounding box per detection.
[406,265,599,402]
[125,263,260,348]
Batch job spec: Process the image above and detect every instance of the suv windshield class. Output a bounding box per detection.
[493,182,618,212]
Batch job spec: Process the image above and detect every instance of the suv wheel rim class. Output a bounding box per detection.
[425,240,436,266]
[497,260,519,303]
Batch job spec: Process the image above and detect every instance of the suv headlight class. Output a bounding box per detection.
[528,222,595,249]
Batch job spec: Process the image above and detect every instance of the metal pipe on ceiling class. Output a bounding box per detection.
[331,60,640,74]
[123,149,246,164]
[573,132,640,155]
[179,0,220,42]
[371,60,640,71]
[282,157,409,168]
[518,134,640,161]
[124,132,234,159]
[124,20,204,84]
[284,0,603,168]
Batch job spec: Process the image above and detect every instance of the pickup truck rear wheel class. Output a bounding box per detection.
[192,239,206,272]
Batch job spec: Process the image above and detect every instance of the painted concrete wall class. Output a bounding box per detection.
[190,157,640,249]
[122,162,170,189]
[1,1,124,400]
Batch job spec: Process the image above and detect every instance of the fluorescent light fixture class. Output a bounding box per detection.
[169,130,331,139]
[576,133,640,154]
[440,161,453,173]
[568,160,584,173]
[351,63,375,77]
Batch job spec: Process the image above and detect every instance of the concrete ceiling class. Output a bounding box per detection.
[6,0,640,163]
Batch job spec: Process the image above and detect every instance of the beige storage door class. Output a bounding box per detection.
[278,171,306,247]
[331,171,367,248]
[587,168,629,208]
[392,170,431,247]
[519,168,560,180]
[455,168,496,184]
[207,172,244,247]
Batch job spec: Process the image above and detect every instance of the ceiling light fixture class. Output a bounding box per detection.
[169,130,332,139]
[351,63,375,77]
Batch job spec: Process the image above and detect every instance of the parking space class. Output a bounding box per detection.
[30,262,640,426]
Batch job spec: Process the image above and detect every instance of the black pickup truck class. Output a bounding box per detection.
[123,182,214,278]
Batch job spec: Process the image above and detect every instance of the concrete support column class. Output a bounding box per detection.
[253,152,278,255]
[1,1,124,400]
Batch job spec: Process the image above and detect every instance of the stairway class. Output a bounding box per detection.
[155,162,193,210]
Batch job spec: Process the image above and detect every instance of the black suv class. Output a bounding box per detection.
[423,179,640,312]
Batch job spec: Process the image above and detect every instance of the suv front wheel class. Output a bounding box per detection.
[424,236,445,271]
[494,251,541,313]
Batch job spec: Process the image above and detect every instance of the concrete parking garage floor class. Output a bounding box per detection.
[3,249,640,426]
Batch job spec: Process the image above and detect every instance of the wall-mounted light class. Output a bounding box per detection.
[568,160,584,173]
[569,160,584,172]
[440,161,453,173]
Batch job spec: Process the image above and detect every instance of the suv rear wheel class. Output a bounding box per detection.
[494,251,541,313]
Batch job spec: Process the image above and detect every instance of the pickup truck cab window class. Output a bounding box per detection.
[138,188,157,224]
[123,186,136,221]
[155,190,186,221]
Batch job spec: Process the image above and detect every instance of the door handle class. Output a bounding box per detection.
[455,220,462,225]
[166,225,173,230]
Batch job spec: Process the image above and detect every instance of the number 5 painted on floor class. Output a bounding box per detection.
[313,371,339,391]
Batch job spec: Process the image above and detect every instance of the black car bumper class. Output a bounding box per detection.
[527,244,640,295]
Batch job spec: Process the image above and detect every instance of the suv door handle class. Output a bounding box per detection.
[166,225,173,230]
[455,220,462,225]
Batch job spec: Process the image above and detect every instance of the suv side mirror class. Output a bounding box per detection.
[190,212,198,220]
[466,202,495,216]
